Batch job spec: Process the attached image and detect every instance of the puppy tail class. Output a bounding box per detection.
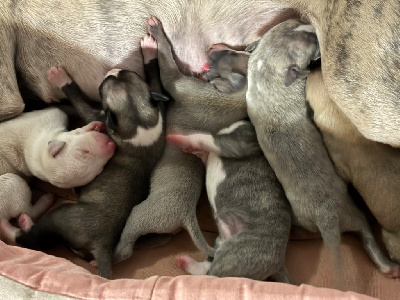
[184,215,216,257]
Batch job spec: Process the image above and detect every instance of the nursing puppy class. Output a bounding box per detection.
[0,107,115,242]
[306,69,400,263]
[0,0,297,122]
[16,36,169,279]
[113,17,248,263]
[275,0,400,146]
[169,120,292,283]
[246,19,400,278]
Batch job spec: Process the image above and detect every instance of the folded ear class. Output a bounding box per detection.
[228,72,246,91]
[150,92,169,102]
[48,140,66,157]
[245,40,260,52]
[284,64,310,87]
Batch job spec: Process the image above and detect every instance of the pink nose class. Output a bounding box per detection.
[106,68,122,78]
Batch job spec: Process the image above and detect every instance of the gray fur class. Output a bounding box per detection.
[113,17,248,263]
[16,68,167,279]
[176,120,292,282]
[0,0,293,122]
[246,19,399,276]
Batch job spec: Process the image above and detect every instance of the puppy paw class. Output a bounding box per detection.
[17,214,34,232]
[175,255,192,271]
[176,255,211,275]
[141,34,158,64]
[89,259,98,268]
[0,219,19,244]
[383,265,400,278]
[47,66,73,88]
[113,243,133,263]
[147,16,163,39]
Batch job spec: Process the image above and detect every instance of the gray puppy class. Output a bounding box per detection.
[15,36,169,279]
[168,120,292,283]
[113,17,248,263]
[246,19,400,277]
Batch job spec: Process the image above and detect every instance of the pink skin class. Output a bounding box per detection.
[167,134,209,164]
[0,220,20,244]
[201,43,234,74]
[89,260,98,268]
[75,121,116,157]
[176,255,211,275]
[175,255,192,271]
[141,34,158,64]
[47,66,72,88]
[17,214,34,232]
[385,266,400,279]
[0,193,55,244]
[48,66,116,159]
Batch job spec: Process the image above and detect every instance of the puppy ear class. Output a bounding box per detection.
[150,92,169,102]
[228,73,246,91]
[48,140,66,158]
[245,40,259,52]
[284,64,310,87]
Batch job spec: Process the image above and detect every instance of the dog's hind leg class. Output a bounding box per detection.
[92,246,113,279]
[341,203,400,278]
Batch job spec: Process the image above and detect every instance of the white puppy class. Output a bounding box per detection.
[0,107,116,242]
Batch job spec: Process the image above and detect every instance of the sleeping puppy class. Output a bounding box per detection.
[169,120,292,283]
[15,35,169,279]
[113,17,248,263]
[0,106,115,243]
[246,19,400,278]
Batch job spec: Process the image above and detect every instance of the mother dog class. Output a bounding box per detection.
[1,1,399,147]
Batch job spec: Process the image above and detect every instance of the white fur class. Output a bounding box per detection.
[185,259,212,275]
[294,24,316,33]
[257,60,263,70]
[106,68,122,78]
[206,153,226,213]
[218,120,247,135]
[0,107,115,188]
[126,111,163,146]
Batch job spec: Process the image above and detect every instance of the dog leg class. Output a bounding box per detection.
[176,255,211,275]
[30,193,55,219]
[114,144,213,262]
[0,219,20,244]
[47,66,101,123]
[17,214,34,232]
[341,204,400,278]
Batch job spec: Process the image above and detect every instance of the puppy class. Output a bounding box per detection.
[15,35,169,279]
[113,17,248,263]
[0,106,115,242]
[306,68,400,263]
[169,120,292,283]
[246,19,400,278]
[275,0,400,146]
[0,174,54,243]
[0,107,115,188]
[0,0,297,122]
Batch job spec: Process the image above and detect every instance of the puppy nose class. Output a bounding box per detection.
[106,68,122,78]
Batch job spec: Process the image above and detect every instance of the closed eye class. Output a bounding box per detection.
[105,108,118,126]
